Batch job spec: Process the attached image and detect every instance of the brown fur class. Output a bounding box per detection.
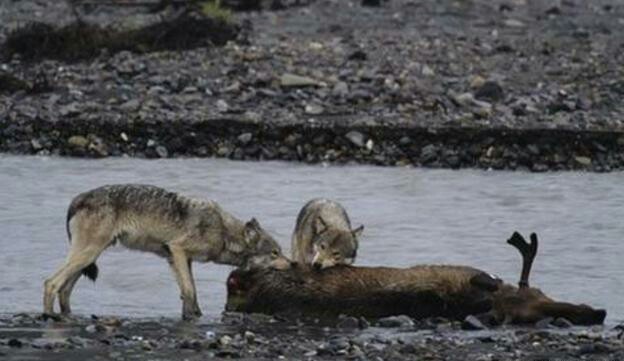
[226,263,606,325]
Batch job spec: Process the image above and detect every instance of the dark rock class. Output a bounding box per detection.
[0,72,30,94]
[358,317,370,329]
[348,50,368,61]
[474,81,504,102]
[545,6,562,15]
[8,338,23,348]
[361,0,382,7]
[420,144,438,164]
[337,316,359,329]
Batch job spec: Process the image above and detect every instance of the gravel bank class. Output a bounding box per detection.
[1,313,623,361]
[1,0,624,171]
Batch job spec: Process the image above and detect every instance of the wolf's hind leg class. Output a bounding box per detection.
[43,226,110,317]
[58,273,81,314]
[43,245,106,316]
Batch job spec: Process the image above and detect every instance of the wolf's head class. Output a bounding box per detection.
[311,217,364,270]
[243,218,291,270]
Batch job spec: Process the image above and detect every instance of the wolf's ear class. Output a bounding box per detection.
[352,224,364,238]
[315,217,328,234]
[244,218,261,245]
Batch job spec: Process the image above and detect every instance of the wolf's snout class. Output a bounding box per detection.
[313,262,323,270]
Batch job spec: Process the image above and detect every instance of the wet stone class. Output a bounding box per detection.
[67,135,89,148]
[345,131,366,148]
[421,144,438,164]
[474,81,504,102]
[332,81,349,97]
[280,73,317,87]
[237,132,253,145]
[8,338,23,348]
[336,316,359,329]
[155,145,168,158]
[552,317,574,328]
[305,104,324,115]
[376,315,414,328]
[535,317,554,329]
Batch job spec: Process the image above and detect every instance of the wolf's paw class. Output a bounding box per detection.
[40,312,63,322]
[182,308,202,321]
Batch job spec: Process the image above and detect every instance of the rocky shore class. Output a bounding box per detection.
[1,313,623,361]
[2,0,624,171]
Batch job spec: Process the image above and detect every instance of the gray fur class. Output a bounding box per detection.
[45,184,290,320]
[291,198,363,269]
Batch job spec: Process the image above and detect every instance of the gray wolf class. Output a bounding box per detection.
[43,184,290,320]
[291,199,363,269]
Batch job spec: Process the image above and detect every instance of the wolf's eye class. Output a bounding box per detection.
[320,244,326,250]
[271,249,279,258]
[332,251,341,258]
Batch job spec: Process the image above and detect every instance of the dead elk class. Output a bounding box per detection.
[225,232,606,326]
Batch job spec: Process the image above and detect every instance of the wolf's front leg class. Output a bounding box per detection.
[186,259,202,316]
[168,244,202,320]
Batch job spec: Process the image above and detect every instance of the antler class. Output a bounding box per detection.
[507,232,538,289]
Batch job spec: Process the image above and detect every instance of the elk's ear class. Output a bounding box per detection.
[315,217,328,234]
[244,218,261,245]
[352,224,364,238]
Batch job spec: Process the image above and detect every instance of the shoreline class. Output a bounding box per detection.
[1,313,622,361]
[2,118,624,171]
[2,0,624,172]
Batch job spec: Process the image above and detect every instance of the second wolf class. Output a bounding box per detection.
[291,199,363,269]
[43,184,290,320]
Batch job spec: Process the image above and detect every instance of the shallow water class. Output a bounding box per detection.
[0,156,622,323]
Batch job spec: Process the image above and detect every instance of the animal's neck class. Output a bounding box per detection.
[216,246,249,267]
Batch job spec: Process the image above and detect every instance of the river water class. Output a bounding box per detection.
[0,156,622,323]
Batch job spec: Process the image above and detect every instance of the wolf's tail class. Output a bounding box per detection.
[66,198,99,282]
[81,263,99,282]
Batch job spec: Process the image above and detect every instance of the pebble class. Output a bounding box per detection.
[332,82,349,97]
[574,156,592,166]
[336,316,359,329]
[67,135,89,148]
[155,145,168,158]
[304,104,324,115]
[216,99,229,113]
[237,132,253,144]
[280,73,317,87]
[376,315,415,328]
[462,315,488,331]
[345,131,366,148]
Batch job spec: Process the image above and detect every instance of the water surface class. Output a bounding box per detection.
[0,156,622,323]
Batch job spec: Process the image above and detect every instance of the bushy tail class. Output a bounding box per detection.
[81,263,99,282]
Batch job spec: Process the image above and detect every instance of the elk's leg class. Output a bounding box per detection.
[507,232,538,289]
